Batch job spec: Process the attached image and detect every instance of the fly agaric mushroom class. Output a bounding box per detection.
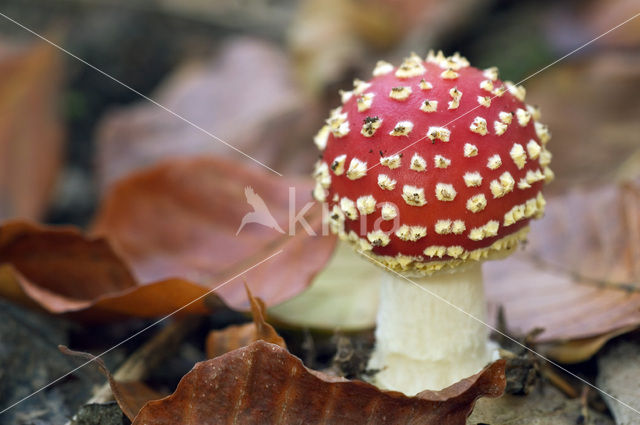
[312,51,552,395]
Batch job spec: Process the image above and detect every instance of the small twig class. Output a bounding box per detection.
[541,364,579,399]
[579,386,591,425]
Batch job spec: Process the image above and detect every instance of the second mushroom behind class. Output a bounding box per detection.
[312,51,552,395]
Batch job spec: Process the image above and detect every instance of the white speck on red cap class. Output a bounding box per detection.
[479,79,493,92]
[396,225,428,241]
[372,60,394,77]
[314,125,329,151]
[395,53,426,79]
[340,197,358,220]
[477,96,491,108]
[466,194,487,213]
[499,111,513,124]
[515,108,532,127]
[527,139,541,159]
[357,195,377,215]
[389,121,414,136]
[487,154,502,170]
[427,126,451,142]
[378,174,397,190]
[434,155,451,168]
[463,172,483,187]
[420,100,438,113]
[346,158,367,180]
[389,86,412,100]
[490,172,515,198]
[494,121,508,135]
[381,203,397,220]
[367,230,390,247]
[402,185,427,206]
[419,79,433,90]
[470,117,488,135]
[435,183,457,201]
[380,154,401,169]
[410,154,427,171]
[330,154,346,175]
[483,67,498,81]
[510,144,527,169]
[357,93,375,112]
[464,143,478,157]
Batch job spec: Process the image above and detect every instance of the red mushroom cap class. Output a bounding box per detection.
[313,52,553,273]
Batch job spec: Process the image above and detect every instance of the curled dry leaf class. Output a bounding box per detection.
[133,341,505,424]
[0,220,212,320]
[485,179,640,358]
[206,284,285,358]
[0,157,335,320]
[0,39,65,220]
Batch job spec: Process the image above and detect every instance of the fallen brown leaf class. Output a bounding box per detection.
[0,39,65,220]
[206,284,285,358]
[133,340,505,424]
[0,157,335,320]
[486,179,640,357]
[93,156,336,311]
[0,221,211,319]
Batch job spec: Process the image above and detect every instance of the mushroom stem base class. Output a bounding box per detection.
[367,262,495,395]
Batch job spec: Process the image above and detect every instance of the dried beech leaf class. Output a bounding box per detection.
[0,40,65,220]
[486,179,640,353]
[93,156,336,311]
[133,341,505,424]
[206,284,285,358]
[245,284,287,349]
[205,323,257,360]
[0,221,213,319]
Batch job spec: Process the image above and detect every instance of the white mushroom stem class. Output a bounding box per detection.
[367,262,495,395]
